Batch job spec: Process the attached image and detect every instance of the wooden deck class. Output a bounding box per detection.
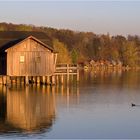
[0,64,79,86]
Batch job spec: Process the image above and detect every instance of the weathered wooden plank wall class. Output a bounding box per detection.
[6,38,55,76]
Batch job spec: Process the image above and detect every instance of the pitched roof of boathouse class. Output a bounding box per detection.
[0,31,54,52]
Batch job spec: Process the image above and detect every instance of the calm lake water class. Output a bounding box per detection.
[0,70,140,139]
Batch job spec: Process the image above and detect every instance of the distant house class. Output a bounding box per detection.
[0,31,57,76]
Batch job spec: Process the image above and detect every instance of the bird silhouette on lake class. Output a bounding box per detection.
[131,103,136,107]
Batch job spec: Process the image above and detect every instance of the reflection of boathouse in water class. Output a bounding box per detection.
[0,86,56,133]
[0,85,79,133]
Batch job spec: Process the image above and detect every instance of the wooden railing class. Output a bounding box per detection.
[55,64,79,82]
[55,64,79,75]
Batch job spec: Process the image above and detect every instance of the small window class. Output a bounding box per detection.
[20,56,25,63]
[35,56,41,63]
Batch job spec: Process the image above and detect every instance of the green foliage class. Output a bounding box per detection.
[71,49,78,64]
[16,24,33,31]
[110,48,119,61]
[53,39,71,64]
[121,41,139,66]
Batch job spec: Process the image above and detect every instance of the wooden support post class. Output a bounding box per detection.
[0,76,2,84]
[10,76,14,84]
[21,76,24,85]
[17,76,21,84]
[67,74,70,84]
[47,76,50,85]
[67,64,69,84]
[25,76,29,85]
[60,75,64,85]
[77,65,80,82]
[2,76,7,85]
[30,76,33,84]
[51,75,55,85]
[35,76,38,84]
[20,76,23,84]
[6,76,11,86]
[15,77,17,84]
[77,71,80,82]
[42,76,46,84]
[33,76,36,84]
[37,76,40,84]
[56,75,59,84]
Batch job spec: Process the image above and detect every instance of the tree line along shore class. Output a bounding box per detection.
[0,22,140,69]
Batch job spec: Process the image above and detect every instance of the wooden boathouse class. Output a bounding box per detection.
[0,31,79,85]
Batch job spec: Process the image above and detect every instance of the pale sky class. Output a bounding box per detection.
[0,1,140,36]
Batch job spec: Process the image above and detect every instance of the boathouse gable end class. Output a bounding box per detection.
[6,36,56,76]
[5,36,53,52]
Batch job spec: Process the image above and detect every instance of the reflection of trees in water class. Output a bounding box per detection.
[0,84,79,134]
[81,69,140,89]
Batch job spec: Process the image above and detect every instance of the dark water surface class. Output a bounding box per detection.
[0,70,140,139]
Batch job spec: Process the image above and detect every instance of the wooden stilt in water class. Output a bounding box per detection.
[42,76,46,84]
[3,76,7,85]
[25,76,29,85]
[51,75,55,85]
[0,77,2,85]
[67,74,69,84]
[6,76,11,86]
[29,76,33,84]
[33,76,36,84]
[19,76,22,84]
[10,76,12,85]
[77,68,80,82]
[0,76,3,84]
[37,76,40,84]
[22,76,24,84]
[67,64,69,84]
[56,75,59,84]
[60,75,64,85]
[47,76,50,85]
[17,76,21,84]
[15,76,17,84]
[35,76,38,84]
